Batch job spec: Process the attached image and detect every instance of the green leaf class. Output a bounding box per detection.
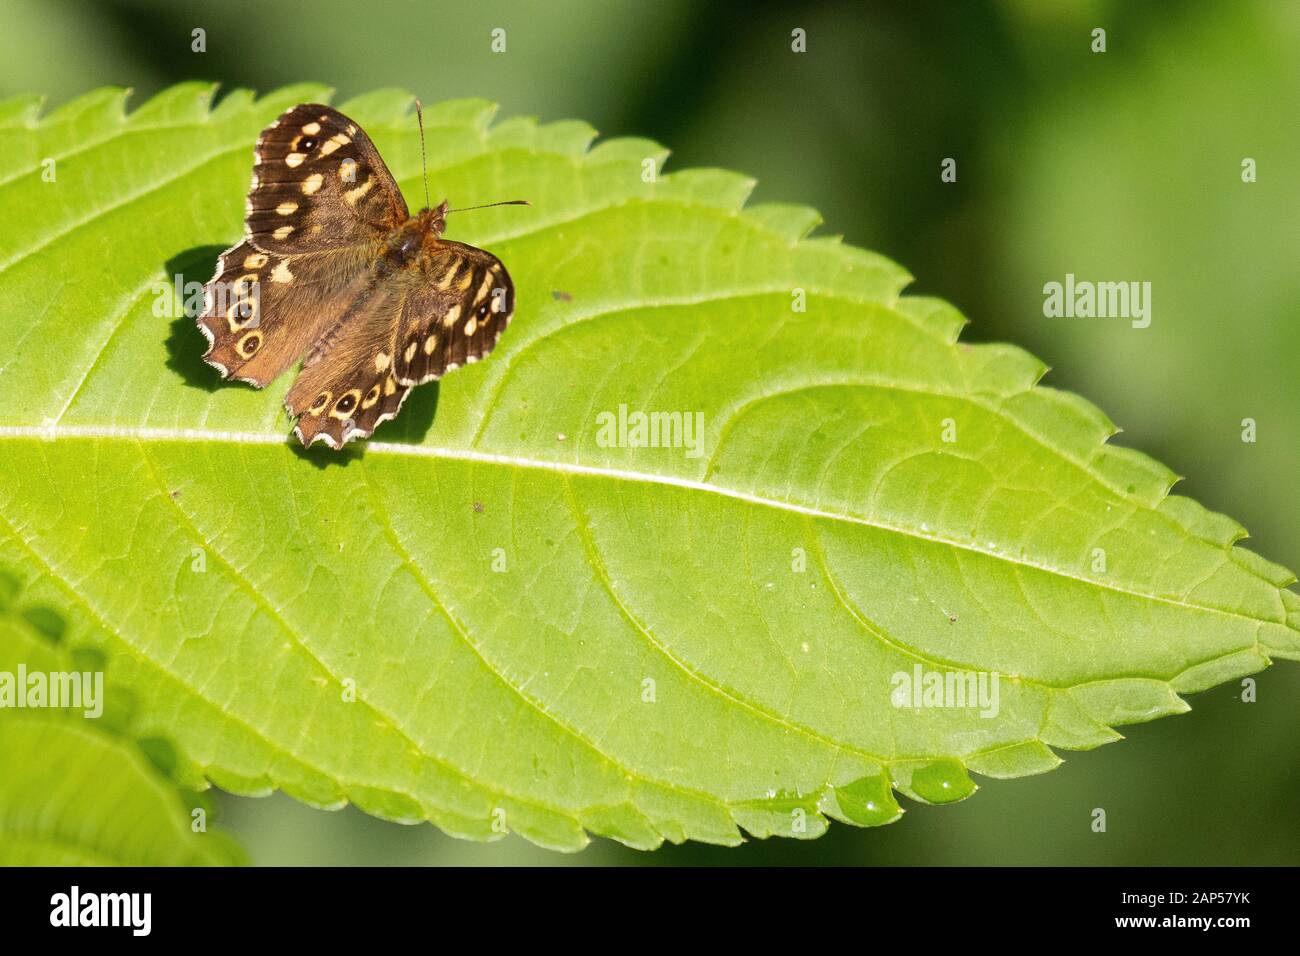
[1,84,1296,851]
[0,574,245,865]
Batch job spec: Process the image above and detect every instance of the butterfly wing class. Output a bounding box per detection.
[199,103,407,385]
[197,241,373,385]
[283,284,412,448]
[200,100,519,448]
[392,240,516,386]
[249,103,407,254]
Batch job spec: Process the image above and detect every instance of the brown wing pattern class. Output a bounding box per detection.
[392,240,515,386]
[199,100,521,449]
[248,103,407,255]
[283,284,412,448]
[198,240,372,386]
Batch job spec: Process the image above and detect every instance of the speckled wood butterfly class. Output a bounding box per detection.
[198,102,524,448]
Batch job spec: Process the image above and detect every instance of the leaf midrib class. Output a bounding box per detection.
[0,424,1278,634]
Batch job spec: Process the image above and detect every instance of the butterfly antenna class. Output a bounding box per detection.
[446,199,531,213]
[415,98,431,209]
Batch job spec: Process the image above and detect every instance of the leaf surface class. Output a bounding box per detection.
[0,84,1295,850]
[0,572,243,865]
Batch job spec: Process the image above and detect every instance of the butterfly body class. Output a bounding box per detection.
[197,104,517,449]
[383,203,447,266]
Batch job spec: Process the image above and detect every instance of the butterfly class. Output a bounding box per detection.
[197,101,525,448]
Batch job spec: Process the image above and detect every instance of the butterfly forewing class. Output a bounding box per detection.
[249,103,407,254]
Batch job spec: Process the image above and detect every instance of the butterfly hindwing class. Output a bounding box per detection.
[283,284,412,448]
[393,241,515,386]
[198,240,373,386]
[249,103,407,255]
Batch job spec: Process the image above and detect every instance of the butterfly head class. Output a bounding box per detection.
[416,200,451,239]
[413,199,531,243]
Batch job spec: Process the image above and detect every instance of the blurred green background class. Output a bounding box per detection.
[7,0,1295,865]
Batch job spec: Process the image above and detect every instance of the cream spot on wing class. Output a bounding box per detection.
[474,271,493,302]
[273,225,294,240]
[457,268,474,292]
[423,334,439,355]
[320,137,345,156]
[242,252,268,269]
[302,121,321,135]
[374,352,391,372]
[434,265,457,291]
[226,294,259,331]
[346,124,357,135]
[276,200,299,216]
[404,341,418,363]
[464,317,478,337]
[441,304,461,328]
[285,152,306,168]
[384,375,398,396]
[270,260,294,284]
[301,173,324,195]
[343,178,373,205]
